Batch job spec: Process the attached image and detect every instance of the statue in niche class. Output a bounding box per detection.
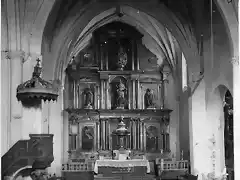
[83,88,93,109]
[117,46,128,70]
[146,126,158,151]
[83,52,92,66]
[82,126,94,151]
[116,79,127,109]
[144,88,154,109]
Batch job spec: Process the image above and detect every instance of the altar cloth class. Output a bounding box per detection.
[94,159,150,174]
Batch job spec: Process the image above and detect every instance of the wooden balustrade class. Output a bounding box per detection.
[155,158,189,179]
[62,161,95,172]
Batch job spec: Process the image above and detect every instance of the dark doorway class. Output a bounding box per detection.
[223,90,234,180]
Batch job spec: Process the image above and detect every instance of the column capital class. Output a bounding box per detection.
[1,50,41,63]
[1,50,11,60]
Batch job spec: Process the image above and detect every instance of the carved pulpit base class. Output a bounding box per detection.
[31,169,48,180]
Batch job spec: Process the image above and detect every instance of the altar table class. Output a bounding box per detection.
[94,159,151,174]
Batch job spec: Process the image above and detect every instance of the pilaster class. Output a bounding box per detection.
[1,51,11,154]
[189,79,212,176]
[232,56,240,179]
[47,89,64,176]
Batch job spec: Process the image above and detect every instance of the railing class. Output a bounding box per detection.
[155,158,189,178]
[62,161,95,172]
[1,134,54,178]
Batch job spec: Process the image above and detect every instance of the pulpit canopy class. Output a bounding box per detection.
[16,58,59,104]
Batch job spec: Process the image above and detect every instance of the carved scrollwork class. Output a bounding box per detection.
[1,51,10,60]
[69,113,81,122]
[161,115,170,127]
[31,169,48,180]
[230,56,239,66]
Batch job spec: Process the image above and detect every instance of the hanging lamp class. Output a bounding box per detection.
[16,58,59,103]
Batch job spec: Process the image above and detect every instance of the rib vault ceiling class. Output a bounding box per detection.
[42,0,200,79]
[40,0,232,82]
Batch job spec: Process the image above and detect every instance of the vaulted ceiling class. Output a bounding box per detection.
[40,0,231,80]
[44,0,211,42]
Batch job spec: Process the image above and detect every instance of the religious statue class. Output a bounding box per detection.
[144,88,154,109]
[146,126,158,151]
[82,126,94,151]
[83,88,93,109]
[117,46,128,70]
[116,79,127,109]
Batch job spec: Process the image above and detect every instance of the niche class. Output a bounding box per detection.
[110,76,128,109]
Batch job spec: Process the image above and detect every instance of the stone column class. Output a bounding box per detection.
[142,121,145,151]
[11,51,23,119]
[131,74,138,109]
[100,80,104,109]
[135,119,139,150]
[99,119,102,150]
[47,86,64,176]
[108,120,111,150]
[9,51,24,145]
[160,74,164,109]
[161,65,170,109]
[129,120,132,149]
[128,81,131,109]
[132,119,136,149]
[139,119,143,151]
[138,119,141,150]
[105,119,108,150]
[100,46,103,70]
[106,52,109,71]
[1,51,11,154]
[136,79,140,109]
[105,80,109,109]
[132,80,136,109]
[94,85,97,109]
[141,85,145,109]
[97,85,100,109]
[96,122,100,150]
[131,40,135,71]
[73,80,76,108]
[102,119,106,150]
[136,40,140,70]
[188,80,212,175]
[75,82,79,108]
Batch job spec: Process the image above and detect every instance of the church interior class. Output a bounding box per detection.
[1,0,239,180]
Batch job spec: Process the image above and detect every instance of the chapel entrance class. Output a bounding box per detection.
[223,90,234,180]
